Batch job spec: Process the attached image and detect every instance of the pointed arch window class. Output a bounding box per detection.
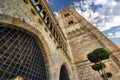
[59,65,70,80]
[40,11,46,19]
[35,4,42,12]
[49,23,53,31]
[53,28,56,38]
[45,17,50,25]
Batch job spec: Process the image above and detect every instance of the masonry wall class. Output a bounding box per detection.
[58,7,120,80]
[0,0,78,80]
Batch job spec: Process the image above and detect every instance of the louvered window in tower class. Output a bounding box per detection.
[64,13,70,17]
[68,20,74,25]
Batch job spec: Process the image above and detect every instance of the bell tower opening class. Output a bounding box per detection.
[64,13,70,17]
[59,65,70,80]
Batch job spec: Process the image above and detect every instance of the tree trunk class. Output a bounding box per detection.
[100,60,108,80]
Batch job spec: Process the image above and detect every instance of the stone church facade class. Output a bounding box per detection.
[58,7,120,80]
[0,0,120,80]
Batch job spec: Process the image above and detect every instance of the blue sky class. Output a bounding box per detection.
[47,0,120,47]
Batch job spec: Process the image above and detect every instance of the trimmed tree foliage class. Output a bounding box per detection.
[92,63,106,71]
[87,48,112,80]
[87,48,110,63]
[101,72,112,78]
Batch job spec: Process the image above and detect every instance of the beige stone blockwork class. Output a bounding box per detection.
[58,6,120,80]
[0,0,78,80]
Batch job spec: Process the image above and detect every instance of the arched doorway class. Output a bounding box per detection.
[0,25,48,80]
[59,65,70,80]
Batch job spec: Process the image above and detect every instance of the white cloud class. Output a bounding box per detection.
[115,31,120,35]
[46,0,49,3]
[94,0,107,5]
[72,0,120,31]
[107,31,120,38]
[53,11,58,21]
[47,0,54,5]
[97,16,120,31]
[107,33,113,36]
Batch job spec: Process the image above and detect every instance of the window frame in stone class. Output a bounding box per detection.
[31,9,36,16]
[35,4,42,12]
[23,0,28,4]
[40,11,46,19]
[38,19,42,24]
[64,13,70,17]
[49,23,53,31]
[45,17,50,25]
[68,20,74,25]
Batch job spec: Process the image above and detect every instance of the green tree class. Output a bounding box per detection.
[92,63,106,71]
[87,48,110,63]
[87,48,112,80]
[101,72,112,78]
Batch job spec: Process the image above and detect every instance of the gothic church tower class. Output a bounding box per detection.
[58,7,120,80]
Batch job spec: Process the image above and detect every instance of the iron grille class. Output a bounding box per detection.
[0,26,47,80]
